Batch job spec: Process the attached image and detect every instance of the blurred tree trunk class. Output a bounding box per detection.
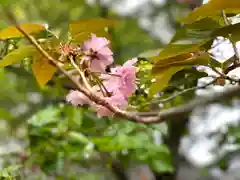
[155,118,188,180]
[111,161,128,180]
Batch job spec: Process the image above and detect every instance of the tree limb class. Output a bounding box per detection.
[5,10,240,125]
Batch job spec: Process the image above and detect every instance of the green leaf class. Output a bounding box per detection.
[69,18,117,43]
[28,106,60,127]
[136,145,170,161]
[68,131,89,144]
[183,18,223,31]
[151,18,221,67]
[211,22,240,42]
[138,48,162,58]
[92,132,153,151]
[222,56,235,70]
[0,0,11,5]
[0,45,36,68]
[150,52,210,95]
[151,159,174,173]
[0,107,12,119]
[0,24,45,39]
[67,107,83,128]
[40,36,61,50]
[149,66,186,95]
[179,0,240,24]
[0,165,21,178]
[151,122,168,135]
[210,57,223,68]
[171,18,221,45]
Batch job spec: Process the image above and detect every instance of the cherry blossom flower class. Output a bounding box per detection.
[103,58,138,98]
[66,88,128,117]
[66,90,90,106]
[82,34,114,72]
[66,86,101,107]
[66,34,137,117]
[95,92,128,117]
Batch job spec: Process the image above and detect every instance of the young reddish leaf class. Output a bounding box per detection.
[31,54,57,87]
[152,18,221,64]
[152,53,210,73]
[72,30,112,44]
[0,46,37,68]
[0,24,45,39]
[179,0,240,24]
[150,52,210,95]
[152,52,193,65]
[149,66,186,96]
[151,44,200,63]
[69,18,117,43]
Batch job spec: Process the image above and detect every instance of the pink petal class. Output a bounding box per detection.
[90,58,108,72]
[82,34,114,72]
[66,90,90,106]
[97,54,114,65]
[95,105,114,118]
[123,58,138,67]
[94,93,128,117]
[102,59,137,98]
[98,47,113,56]
[83,34,110,52]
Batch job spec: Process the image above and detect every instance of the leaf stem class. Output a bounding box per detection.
[147,78,217,105]
[69,56,92,92]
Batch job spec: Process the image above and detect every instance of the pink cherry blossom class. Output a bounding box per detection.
[66,86,102,106]
[82,34,114,72]
[123,57,138,67]
[66,90,90,106]
[95,92,128,117]
[102,58,137,98]
[66,57,137,118]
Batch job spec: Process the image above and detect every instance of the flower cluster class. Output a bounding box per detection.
[65,34,137,117]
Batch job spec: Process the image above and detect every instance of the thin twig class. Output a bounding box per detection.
[69,56,92,92]
[92,71,121,77]
[135,84,240,117]
[93,74,110,97]
[211,66,240,83]
[211,66,227,78]
[148,78,217,105]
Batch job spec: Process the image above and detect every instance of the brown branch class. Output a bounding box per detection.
[5,10,154,123]
[5,10,240,124]
[136,84,240,118]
